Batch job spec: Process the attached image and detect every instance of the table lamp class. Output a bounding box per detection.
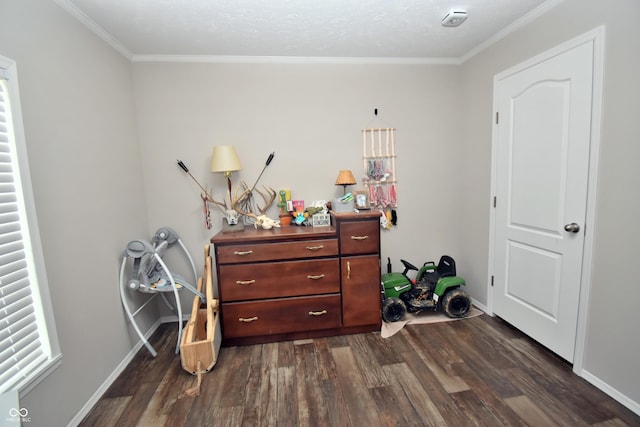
[211,145,242,226]
[335,170,357,195]
[211,145,242,191]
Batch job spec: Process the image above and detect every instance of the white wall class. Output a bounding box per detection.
[132,61,466,294]
[460,0,640,408]
[1,0,638,424]
[0,1,150,425]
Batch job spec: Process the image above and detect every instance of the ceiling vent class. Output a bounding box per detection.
[442,9,468,27]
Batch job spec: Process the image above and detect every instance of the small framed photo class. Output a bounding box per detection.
[354,191,370,209]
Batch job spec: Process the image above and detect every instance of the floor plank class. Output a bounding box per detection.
[78,396,131,427]
[275,365,296,427]
[347,333,390,388]
[383,362,447,426]
[79,315,640,427]
[504,394,557,427]
[402,326,470,394]
[294,342,327,426]
[331,346,383,426]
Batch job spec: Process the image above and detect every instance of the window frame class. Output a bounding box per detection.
[0,55,62,397]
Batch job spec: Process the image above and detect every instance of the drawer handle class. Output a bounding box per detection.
[350,235,368,241]
[307,274,325,280]
[308,310,327,316]
[236,280,256,285]
[305,245,324,251]
[238,316,258,323]
[233,250,253,256]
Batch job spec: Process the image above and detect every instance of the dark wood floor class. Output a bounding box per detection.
[79,314,640,426]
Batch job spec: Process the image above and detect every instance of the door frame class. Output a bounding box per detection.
[487,26,604,375]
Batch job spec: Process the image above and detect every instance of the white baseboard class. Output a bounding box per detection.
[471,298,489,314]
[580,369,640,416]
[471,299,639,416]
[68,313,193,426]
[67,318,163,427]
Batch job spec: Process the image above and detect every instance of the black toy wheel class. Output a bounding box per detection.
[441,289,472,318]
[382,297,407,322]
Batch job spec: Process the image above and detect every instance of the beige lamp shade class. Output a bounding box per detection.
[210,145,242,174]
[335,170,357,195]
[335,170,357,186]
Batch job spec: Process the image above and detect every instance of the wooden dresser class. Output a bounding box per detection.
[210,211,381,346]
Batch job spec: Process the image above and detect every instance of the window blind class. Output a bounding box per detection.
[0,68,50,394]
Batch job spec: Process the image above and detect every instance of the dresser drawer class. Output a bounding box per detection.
[339,221,380,255]
[222,294,341,338]
[216,238,338,264]
[219,258,340,301]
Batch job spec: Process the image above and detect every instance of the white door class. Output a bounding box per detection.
[492,39,596,362]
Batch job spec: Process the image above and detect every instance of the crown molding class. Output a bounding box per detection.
[130,54,460,65]
[460,0,566,63]
[52,0,133,60]
[54,0,563,65]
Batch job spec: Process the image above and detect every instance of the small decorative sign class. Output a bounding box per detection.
[312,213,331,227]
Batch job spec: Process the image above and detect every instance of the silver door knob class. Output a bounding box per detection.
[564,223,580,233]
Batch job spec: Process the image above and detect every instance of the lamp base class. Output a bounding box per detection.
[221,220,245,233]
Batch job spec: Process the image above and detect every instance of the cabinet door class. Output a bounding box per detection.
[341,255,381,327]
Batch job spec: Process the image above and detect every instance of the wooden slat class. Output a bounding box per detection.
[346,333,389,388]
[77,396,131,427]
[242,343,278,426]
[402,326,470,394]
[296,341,335,425]
[331,346,383,426]
[504,394,557,427]
[276,365,296,426]
[448,389,505,426]
[383,362,447,426]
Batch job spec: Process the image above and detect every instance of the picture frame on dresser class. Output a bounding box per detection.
[353,191,370,209]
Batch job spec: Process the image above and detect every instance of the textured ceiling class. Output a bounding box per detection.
[56,0,557,61]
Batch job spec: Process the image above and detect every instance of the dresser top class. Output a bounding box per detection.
[210,224,336,244]
[211,210,381,245]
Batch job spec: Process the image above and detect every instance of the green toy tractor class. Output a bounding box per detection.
[381,255,472,322]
